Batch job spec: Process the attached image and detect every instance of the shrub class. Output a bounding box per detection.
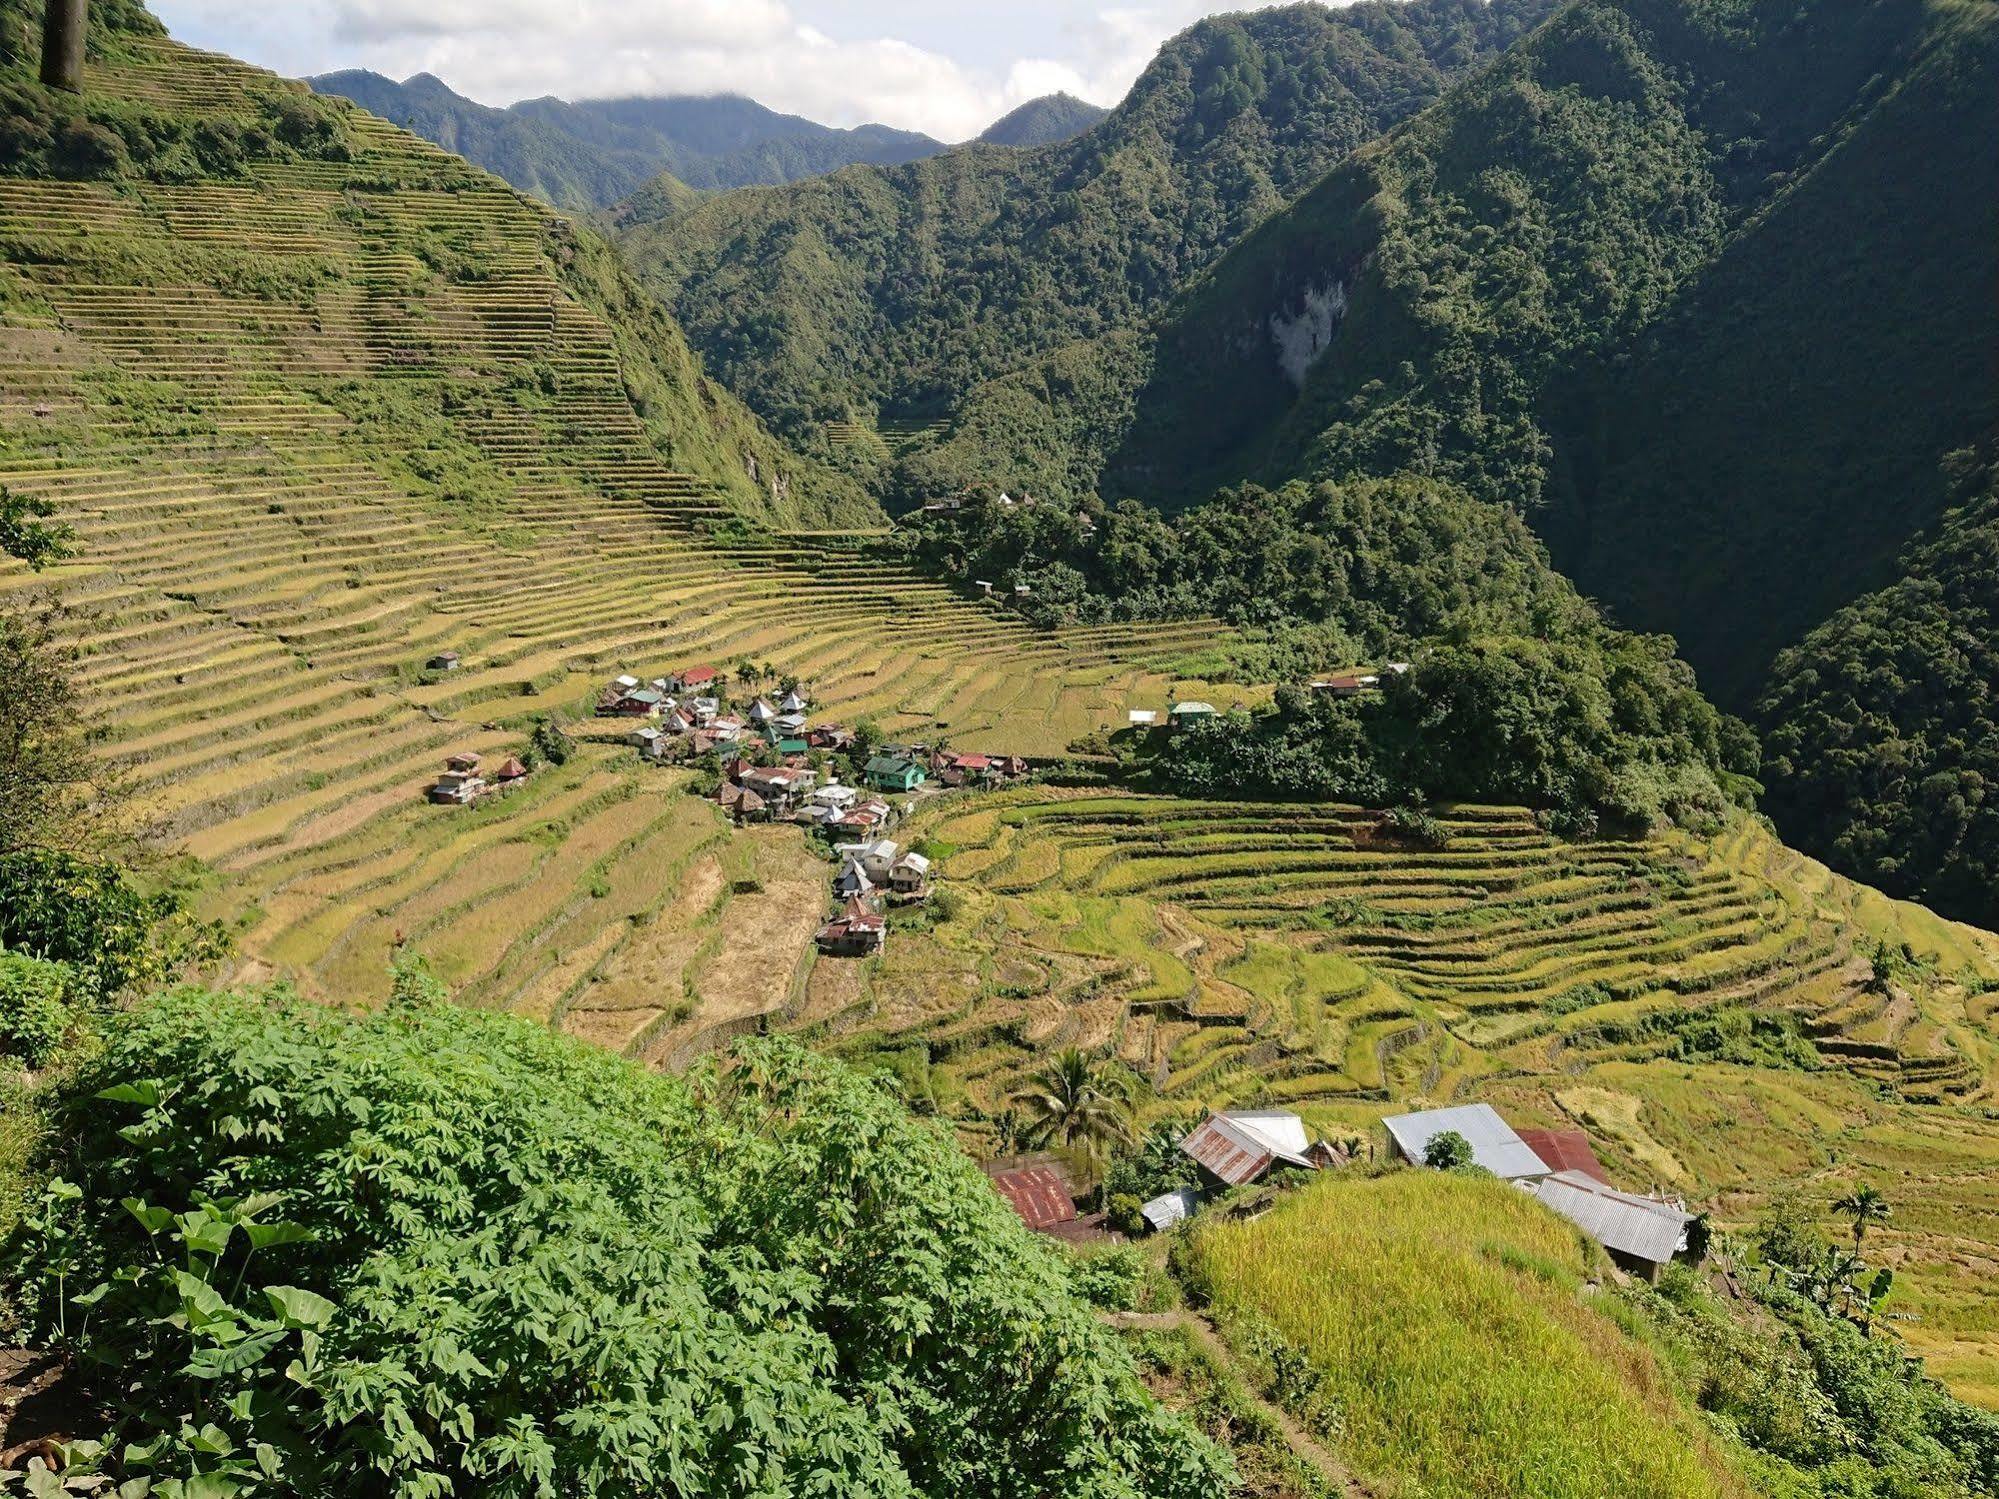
[1424,1130,1473,1171]
[1068,1243,1147,1310]
[1106,1192,1147,1237]
[9,989,1230,1498]
[0,951,77,1067]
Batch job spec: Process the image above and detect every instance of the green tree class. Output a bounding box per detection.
[1832,1185,1891,1255]
[0,486,74,569]
[1423,1130,1473,1171]
[1013,1047,1135,1161]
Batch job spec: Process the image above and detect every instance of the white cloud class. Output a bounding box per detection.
[149,0,1307,140]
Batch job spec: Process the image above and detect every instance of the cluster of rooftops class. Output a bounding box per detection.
[1126,663,1414,730]
[427,750,530,805]
[989,1101,1698,1282]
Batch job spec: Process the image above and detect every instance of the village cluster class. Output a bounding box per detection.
[989,1101,1700,1283]
[599,664,1030,959]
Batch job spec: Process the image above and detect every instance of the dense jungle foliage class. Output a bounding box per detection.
[901,476,1590,647]
[4,989,1229,1498]
[307,71,950,213]
[1141,635,1752,832]
[1758,454,1999,928]
[617,0,1558,445]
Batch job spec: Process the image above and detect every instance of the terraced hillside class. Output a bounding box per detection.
[0,33,1236,1008]
[800,789,1999,1400]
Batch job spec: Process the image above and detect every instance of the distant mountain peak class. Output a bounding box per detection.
[976,92,1108,148]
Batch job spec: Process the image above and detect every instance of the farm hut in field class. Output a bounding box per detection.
[1531,1171,1696,1283]
[426,650,461,673]
[1180,1110,1319,1189]
[1128,709,1159,728]
[1515,1128,1609,1185]
[1169,701,1217,729]
[984,1162,1077,1232]
[1140,1187,1201,1234]
[1382,1104,1550,1181]
[430,753,486,805]
[492,757,530,786]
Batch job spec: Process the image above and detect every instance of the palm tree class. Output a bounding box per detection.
[1833,1185,1891,1253]
[1014,1048,1135,1161]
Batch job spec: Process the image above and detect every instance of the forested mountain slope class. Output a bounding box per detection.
[976,92,1109,147]
[307,70,945,211]
[1108,0,1994,679]
[615,0,1559,443]
[1759,451,1999,929]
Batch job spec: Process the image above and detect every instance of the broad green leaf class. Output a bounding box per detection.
[264,1284,336,1329]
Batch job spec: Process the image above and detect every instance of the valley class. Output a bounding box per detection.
[0,1,1994,1495]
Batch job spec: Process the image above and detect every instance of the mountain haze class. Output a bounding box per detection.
[307,70,945,210]
[616,0,1561,447]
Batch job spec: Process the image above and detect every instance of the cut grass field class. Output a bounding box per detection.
[1187,1172,1751,1499]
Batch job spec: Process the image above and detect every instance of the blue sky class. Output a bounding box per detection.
[150,1,1294,140]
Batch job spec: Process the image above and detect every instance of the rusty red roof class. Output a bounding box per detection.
[987,1166,1077,1230]
[1516,1128,1608,1184]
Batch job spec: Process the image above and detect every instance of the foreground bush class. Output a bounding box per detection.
[9,986,1229,1497]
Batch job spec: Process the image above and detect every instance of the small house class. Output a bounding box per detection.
[666,666,717,695]
[887,850,931,897]
[722,756,755,785]
[985,1163,1078,1233]
[429,752,486,805]
[1180,1110,1320,1188]
[1128,709,1158,728]
[1381,1104,1551,1181]
[718,782,769,823]
[832,859,874,901]
[743,766,814,810]
[773,712,808,735]
[836,839,900,882]
[748,698,777,726]
[629,726,664,753]
[811,783,859,813]
[427,650,461,673]
[1531,1171,1696,1283]
[601,688,665,719]
[1169,701,1217,729]
[816,899,886,957]
[708,715,745,743]
[780,690,808,714]
[1516,1128,1610,1185]
[865,755,926,793]
[492,757,530,787]
[1140,1187,1201,1234]
[661,709,694,736]
[809,725,853,751]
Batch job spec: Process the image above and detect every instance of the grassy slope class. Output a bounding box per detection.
[0,4,1249,1037]
[1188,1171,1749,1498]
[615,0,1559,452]
[812,787,1999,1405]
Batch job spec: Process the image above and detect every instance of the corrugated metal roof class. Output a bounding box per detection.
[987,1166,1077,1230]
[1180,1111,1316,1186]
[1534,1170,1691,1266]
[1516,1128,1608,1184]
[1381,1104,1550,1180]
[1141,1187,1201,1232]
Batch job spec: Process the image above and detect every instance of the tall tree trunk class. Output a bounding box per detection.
[40,0,86,93]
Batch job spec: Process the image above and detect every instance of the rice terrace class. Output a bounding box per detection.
[0,0,1995,1495]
